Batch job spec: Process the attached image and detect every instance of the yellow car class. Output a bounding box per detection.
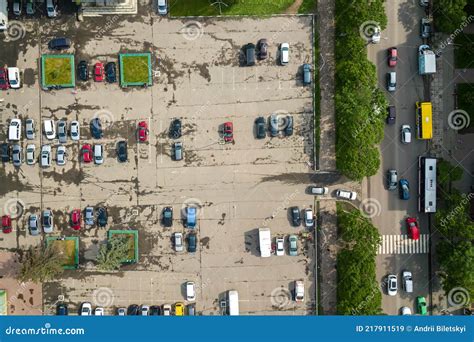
[174,302,184,316]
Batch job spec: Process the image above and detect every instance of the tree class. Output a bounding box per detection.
[434,0,469,33]
[96,236,131,271]
[19,244,65,283]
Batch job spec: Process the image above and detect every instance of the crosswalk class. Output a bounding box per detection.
[377,234,430,255]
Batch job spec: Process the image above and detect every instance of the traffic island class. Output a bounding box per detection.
[41,54,75,89]
[45,237,79,270]
[107,230,139,264]
[119,53,152,88]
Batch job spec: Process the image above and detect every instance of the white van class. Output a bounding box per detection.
[0,0,8,31]
[228,290,239,316]
[258,228,271,258]
[8,119,21,141]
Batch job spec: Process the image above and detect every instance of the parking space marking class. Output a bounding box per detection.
[377,234,429,254]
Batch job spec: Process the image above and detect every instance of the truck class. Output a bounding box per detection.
[418,45,436,75]
[227,290,239,316]
[0,0,7,31]
[258,228,271,258]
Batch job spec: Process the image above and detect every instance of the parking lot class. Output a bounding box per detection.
[0,11,316,315]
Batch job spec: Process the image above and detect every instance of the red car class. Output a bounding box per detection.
[406,217,420,240]
[81,144,93,163]
[0,68,9,90]
[137,121,148,142]
[71,209,81,230]
[2,215,12,234]
[223,122,233,143]
[388,47,397,67]
[94,62,105,82]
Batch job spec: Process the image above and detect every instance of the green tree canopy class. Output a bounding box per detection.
[97,236,131,271]
[19,244,65,283]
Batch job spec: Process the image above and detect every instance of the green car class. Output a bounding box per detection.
[417,296,427,315]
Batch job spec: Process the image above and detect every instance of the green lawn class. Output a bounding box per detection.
[454,34,474,69]
[170,0,294,16]
[43,57,73,86]
[298,0,316,13]
[121,55,150,84]
[457,83,474,129]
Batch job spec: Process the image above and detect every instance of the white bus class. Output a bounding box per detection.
[227,290,239,316]
[0,0,7,31]
[418,156,437,213]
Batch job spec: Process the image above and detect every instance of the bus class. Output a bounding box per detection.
[0,0,7,31]
[418,156,436,213]
[416,102,433,140]
[227,290,239,316]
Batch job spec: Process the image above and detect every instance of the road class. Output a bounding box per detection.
[365,0,431,315]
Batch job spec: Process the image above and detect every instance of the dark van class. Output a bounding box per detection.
[48,38,71,50]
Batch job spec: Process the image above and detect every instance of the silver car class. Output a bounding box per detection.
[85,206,94,226]
[12,144,22,167]
[25,119,35,139]
[289,235,298,256]
[174,232,184,252]
[26,144,36,165]
[29,214,39,236]
[58,120,67,144]
[41,145,51,168]
[56,145,67,166]
[42,209,53,233]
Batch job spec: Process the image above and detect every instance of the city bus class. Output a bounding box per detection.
[418,156,437,213]
[416,102,433,140]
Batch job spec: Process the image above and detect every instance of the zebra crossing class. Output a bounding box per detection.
[377,234,430,255]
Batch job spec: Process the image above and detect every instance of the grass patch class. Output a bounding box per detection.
[170,0,294,16]
[454,34,474,69]
[122,56,149,83]
[47,238,78,269]
[457,83,474,130]
[298,0,316,13]
[42,55,74,87]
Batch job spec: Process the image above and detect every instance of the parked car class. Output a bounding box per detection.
[174,302,184,316]
[303,64,311,85]
[174,232,184,252]
[97,207,108,227]
[420,17,431,38]
[162,207,173,227]
[387,47,397,67]
[387,274,397,296]
[284,115,293,136]
[94,62,105,82]
[7,67,20,89]
[81,144,92,163]
[0,67,8,90]
[57,120,67,143]
[8,119,21,141]
[276,237,285,256]
[402,271,413,293]
[40,145,51,167]
[29,214,39,236]
[371,26,381,43]
[386,105,396,124]
[223,122,233,143]
[280,43,289,65]
[90,118,103,139]
[71,209,81,230]
[70,121,80,141]
[157,0,168,15]
[304,209,314,228]
[2,215,12,234]
[26,144,36,165]
[140,306,149,316]
[137,121,148,142]
[386,71,396,92]
[386,169,398,191]
[406,217,420,240]
[80,303,92,316]
[25,119,35,139]
[43,119,56,140]
[94,144,104,165]
[26,0,35,15]
[187,304,195,316]
[308,186,328,195]
[187,233,197,253]
[13,0,21,16]
[117,140,127,162]
[401,124,411,144]
[85,207,94,226]
[417,296,427,315]
[77,61,89,81]
[186,206,197,228]
[150,306,161,315]
[244,43,256,66]
[56,145,66,166]
[336,189,357,201]
[174,142,183,161]
[48,38,71,50]
[399,179,410,200]
[94,307,105,316]
[401,307,412,315]
[294,280,304,302]
[269,114,279,137]
[289,235,298,256]
[105,62,117,83]
[162,304,172,316]
[127,304,139,315]
[1,143,10,162]
[117,307,126,316]
[186,281,196,301]
[255,116,266,139]
[46,0,57,17]
[257,38,268,60]
[56,303,68,315]
[290,206,301,227]
[42,209,53,233]
[12,144,22,167]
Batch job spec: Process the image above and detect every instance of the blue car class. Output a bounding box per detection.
[106,62,117,83]
[56,304,68,315]
[399,179,410,200]
[186,207,197,229]
[90,118,103,139]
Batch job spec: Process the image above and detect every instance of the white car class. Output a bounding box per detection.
[294,281,304,302]
[304,209,314,227]
[94,307,105,316]
[140,305,149,316]
[94,144,103,165]
[8,119,21,141]
[162,304,172,316]
[403,271,413,293]
[386,71,396,92]
[25,119,35,139]
[174,232,184,252]
[117,307,126,316]
[276,237,285,256]
[70,121,80,141]
[56,145,66,166]
[157,0,168,15]
[401,125,412,144]
[387,274,397,296]
[186,281,195,301]
[336,189,357,201]
[309,186,328,195]
[280,43,289,65]
[85,207,94,226]
[40,145,51,168]
[43,120,56,140]
[401,307,412,315]
[80,302,92,316]
[7,67,20,89]
[371,26,381,43]
[46,0,57,17]
[26,144,36,165]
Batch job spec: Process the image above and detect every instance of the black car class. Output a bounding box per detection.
[187,233,197,253]
[255,117,266,139]
[97,207,108,227]
[105,62,117,83]
[90,118,103,139]
[162,207,173,227]
[386,105,396,125]
[77,61,89,81]
[117,140,127,162]
[48,37,71,50]
[56,303,68,316]
[257,39,268,60]
[290,206,301,227]
[150,305,161,316]
[127,304,139,315]
[1,143,10,162]
[169,118,182,139]
[284,115,293,136]
[244,43,256,66]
